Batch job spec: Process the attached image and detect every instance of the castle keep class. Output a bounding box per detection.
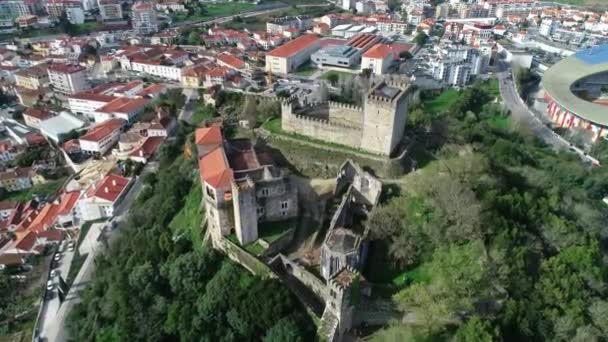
[195,125,298,246]
[281,80,415,156]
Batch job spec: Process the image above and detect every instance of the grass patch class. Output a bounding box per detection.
[1,177,66,202]
[295,62,317,76]
[261,118,381,157]
[173,2,256,22]
[487,115,511,130]
[321,70,355,81]
[244,241,266,256]
[487,78,500,98]
[258,220,294,243]
[392,264,431,287]
[169,180,204,249]
[424,89,459,115]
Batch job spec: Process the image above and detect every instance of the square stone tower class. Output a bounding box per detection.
[361,81,413,156]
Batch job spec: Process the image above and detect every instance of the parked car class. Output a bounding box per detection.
[53,253,61,262]
[46,281,54,291]
[68,241,75,251]
[50,269,57,278]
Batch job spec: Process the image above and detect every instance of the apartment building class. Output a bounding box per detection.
[79,118,125,155]
[0,0,31,18]
[47,63,89,95]
[131,1,158,34]
[0,167,38,192]
[78,174,132,220]
[14,64,49,90]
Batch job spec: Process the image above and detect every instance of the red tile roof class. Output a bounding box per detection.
[79,118,125,142]
[267,34,320,58]
[129,136,164,159]
[56,191,80,216]
[37,229,64,241]
[217,53,245,70]
[195,126,222,146]
[363,44,392,59]
[86,174,130,203]
[97,97,149,114]
[15,231,37,252]
[47,63,85,74]
[198,147,233,188]
[138,84,166,97]
[132,1,153,11]
[23,107,52,121]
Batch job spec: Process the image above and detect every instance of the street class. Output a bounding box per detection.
[496,61,598,165]
[36,242,76,341]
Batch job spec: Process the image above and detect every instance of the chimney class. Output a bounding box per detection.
[104,187,109,193]
[112,179,117,186]
[139,150,144,157]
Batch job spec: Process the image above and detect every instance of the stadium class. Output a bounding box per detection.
[542,44,608,141]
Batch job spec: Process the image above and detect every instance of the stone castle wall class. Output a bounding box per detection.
[326,102,364,128]
[282,112,363,150]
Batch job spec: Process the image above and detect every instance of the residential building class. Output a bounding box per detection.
[355,0,375,15]
[265,34,321,74]
[14,64,49,90]
[0,167,37,192]
[436,3,449,19]
[99,0,124,23]
[78,118,125,155]
[361,43,393,75]
[47,63,89,95]
[68,92,117,118]
[16,15,38,29]
[23,107,52,128]
[131,1,158,34]
[65,5,84,24]
[94,97,149,123]
[266,15,312,35]
[0,0,31,18]
[78,174,132,220]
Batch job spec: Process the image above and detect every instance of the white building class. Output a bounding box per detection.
[78,174,132,221]
[361,44,393,75]
[131,1,158,34]
[66,6,85,24]
[47,63,89,95]
[539,18,560,37]
[39,112,86,142]
[265,35,321,74]
[78,118,125,155]
[355,0,375,15]
[68,92,116,119]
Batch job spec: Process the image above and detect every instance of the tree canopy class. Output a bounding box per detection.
[368,80,608,341]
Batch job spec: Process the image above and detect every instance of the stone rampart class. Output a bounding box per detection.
[282,113,362,150]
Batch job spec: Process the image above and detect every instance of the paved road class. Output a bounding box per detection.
[178,88,200,124]
[41,161,158,342]
[496,61,599,165]
[37,242,76,340]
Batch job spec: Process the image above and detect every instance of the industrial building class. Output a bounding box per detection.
[311,34,383,69]
[265,35,321,74]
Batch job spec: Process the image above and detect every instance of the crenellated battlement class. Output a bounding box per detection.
[328,266,360,291]
[291,113,361,130]
[327,101,363,112]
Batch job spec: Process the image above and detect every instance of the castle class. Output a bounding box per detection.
[195,125,298,246]
[281,80,415,156]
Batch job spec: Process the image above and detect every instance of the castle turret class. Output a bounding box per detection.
[232,178,258,245]
[361,81,414,156]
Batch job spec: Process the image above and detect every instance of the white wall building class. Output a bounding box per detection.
[78,174,132,221]
[78,118,125,155]
[47,63,89,95]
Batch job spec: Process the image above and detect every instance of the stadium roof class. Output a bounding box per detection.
[542,45,608,126]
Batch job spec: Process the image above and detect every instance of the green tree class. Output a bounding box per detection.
[454,316,498,342]
[414,32,428,45]
[263,318,303,342]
